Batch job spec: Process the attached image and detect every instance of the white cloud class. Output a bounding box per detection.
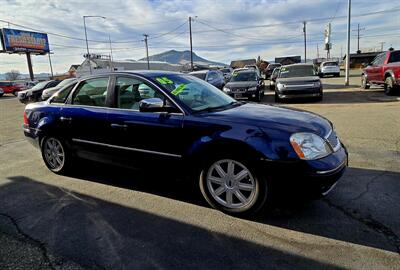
[0,0,398,74]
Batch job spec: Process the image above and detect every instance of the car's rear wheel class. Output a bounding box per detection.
[361,74,370,89]
[41,136,71,174]
[384,76,397,96]
[199,158,268,215]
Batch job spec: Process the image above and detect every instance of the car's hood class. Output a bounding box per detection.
[204,103,332,137]
[42,86,59,95]
[276,76,320,84]
[225,81,258,88]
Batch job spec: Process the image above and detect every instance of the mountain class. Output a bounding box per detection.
[139,50,226,67]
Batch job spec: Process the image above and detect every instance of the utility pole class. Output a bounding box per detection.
[345,0,351,86]
[352,23,365,53]
[379,42,386,52]
[83,16,91,75]
[303,21,307,63]
[109,35,114,71]
[48,51,54,78]
[189,16,194,71]
[143,34,150,70]
[26,52,34,81]
[317,44,319,59]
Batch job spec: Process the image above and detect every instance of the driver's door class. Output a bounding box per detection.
[106,75,184,168]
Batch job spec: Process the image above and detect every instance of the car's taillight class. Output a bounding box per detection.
[23,111,29,125]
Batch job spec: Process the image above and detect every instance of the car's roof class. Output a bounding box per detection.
[189,70,209,74]
[282,63,314,68]
[233,69,256,74]
[78,70,186,80]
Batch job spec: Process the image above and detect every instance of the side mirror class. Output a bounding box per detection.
[139,98,179,113]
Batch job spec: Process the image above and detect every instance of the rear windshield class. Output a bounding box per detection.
[388,51,400,63]
[190,73,206,80]
[279,66,316,78]
[0,82,12,87]
[230,72,257,82]
[323,62,338,66]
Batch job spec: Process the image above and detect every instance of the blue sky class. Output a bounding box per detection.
[0,0,399,74]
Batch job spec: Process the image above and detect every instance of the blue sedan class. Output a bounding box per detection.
[23,71,347,215]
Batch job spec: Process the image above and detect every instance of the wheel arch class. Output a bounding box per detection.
[384,70,395,80]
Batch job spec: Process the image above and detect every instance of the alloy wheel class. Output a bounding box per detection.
[206,159,257,209]
[43,138,65,171]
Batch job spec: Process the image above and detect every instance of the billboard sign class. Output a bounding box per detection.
[1,28,49,54]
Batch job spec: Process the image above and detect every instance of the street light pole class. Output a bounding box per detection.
[143,34,150,70]
[83,15,106,75]
[303,21,307,63]
[345,0,351,86]
[48,51,54,78]
[189,16,194,71]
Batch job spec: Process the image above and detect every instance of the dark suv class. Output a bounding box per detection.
[189,70,225,89]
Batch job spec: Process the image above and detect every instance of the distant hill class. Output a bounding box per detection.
[139,50,226,67]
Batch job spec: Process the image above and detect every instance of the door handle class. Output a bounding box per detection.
[60,117,72,122]
[110,123,128,129]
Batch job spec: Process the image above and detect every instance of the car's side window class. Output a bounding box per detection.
[51,83,77,104]
[72,77,109,107]
[207,72,217,81]
[115,77,165,110]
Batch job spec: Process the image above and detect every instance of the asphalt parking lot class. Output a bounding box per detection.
[0,70,399,269]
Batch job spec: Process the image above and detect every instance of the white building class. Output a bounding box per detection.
[76,55,184,77]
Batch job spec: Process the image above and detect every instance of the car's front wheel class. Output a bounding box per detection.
[361,74,370,89]
[41,136,71,174]
[199,157,268,215]
[384,76,397,96]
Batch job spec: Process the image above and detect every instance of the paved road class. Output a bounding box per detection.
[0,72,399,269]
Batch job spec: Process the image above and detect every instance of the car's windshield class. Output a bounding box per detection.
[30,81,50,90]
[57,78,76,88]
[230,72,256,82]
[150,74,237,112]
[279,66,316,78]
[323,62,338,67]
[190,72,207,80]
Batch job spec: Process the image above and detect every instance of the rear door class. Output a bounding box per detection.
[105,75,184,168]
[59,76,113,161]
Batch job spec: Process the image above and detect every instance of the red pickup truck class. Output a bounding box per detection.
[361,50,400,95]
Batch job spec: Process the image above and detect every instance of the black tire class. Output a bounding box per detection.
[254,90,261,102]
[12,90,18,96]
[274,92,281,103]
[199,155,269,215]
[361,74,370,89]
[384,76,397,96]
[41,136,72,174]
[335,73,340,77]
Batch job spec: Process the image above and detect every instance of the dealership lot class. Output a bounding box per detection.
[0,72,399,269]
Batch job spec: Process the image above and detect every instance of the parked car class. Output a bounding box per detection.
[223,69,264,101]
[269,67,281,90]
[189,70,225,89]
[0,88,4,97]
[244,64,262,78]
[23,71,347,215]
[41,78,77,100]
[265,63,282,79]
[18,80,60,103]
[361,49,400,95]
[220,67,233,83]
[0,81,23,96]
[275,64,323,102]
[319,61,340,77]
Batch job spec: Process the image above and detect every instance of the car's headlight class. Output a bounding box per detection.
[223,87,231,93]
[290,132,332,160]
[276,82,285,90]
[314,81,321,87]
[248,86,257,91]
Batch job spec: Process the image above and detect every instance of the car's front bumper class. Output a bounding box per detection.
[262,143,348,197]
[276,87,322,99]
[227,89,258,100]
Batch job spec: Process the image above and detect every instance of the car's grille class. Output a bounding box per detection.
[326,130,340,151]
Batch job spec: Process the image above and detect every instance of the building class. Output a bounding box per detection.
[275,56,301,65]
[76,55,184,77]
[230,59,256,69]
[343,52,380,68]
